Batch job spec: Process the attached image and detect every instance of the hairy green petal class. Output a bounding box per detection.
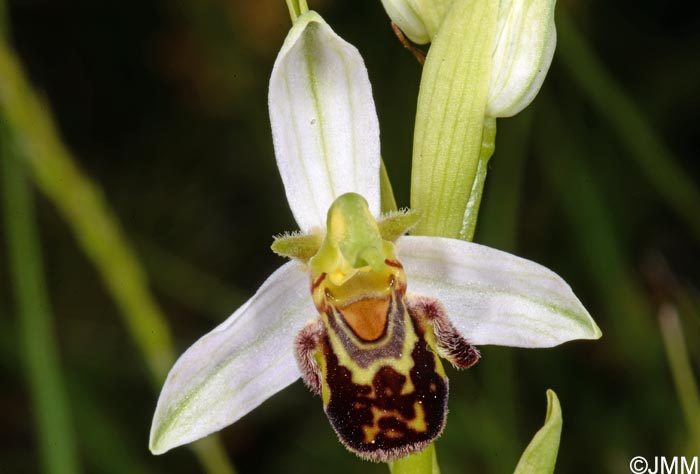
[271,232,323,261]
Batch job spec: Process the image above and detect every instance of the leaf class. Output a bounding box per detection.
[513,390,562,474]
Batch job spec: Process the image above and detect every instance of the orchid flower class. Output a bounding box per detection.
[149,10,600,461]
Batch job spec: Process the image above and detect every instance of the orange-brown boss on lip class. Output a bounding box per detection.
[293,193,479,461]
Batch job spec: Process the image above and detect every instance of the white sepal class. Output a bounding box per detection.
[149,262,315,454]
[269,11,381,232]
[486,0,557,117]
[398,236,601,347]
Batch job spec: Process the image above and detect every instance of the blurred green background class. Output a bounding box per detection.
[1,0,699,473]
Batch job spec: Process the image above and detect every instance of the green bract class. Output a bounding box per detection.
[149,9,599,458]
[513,390,563,474]
[411,0,498,237]
[387,0,557,237]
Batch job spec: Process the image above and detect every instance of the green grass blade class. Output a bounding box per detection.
[0,30,235,474]
[557,12,700,243]
[535,96,658,367]
[659,305,700,451]
[1,115,81,474]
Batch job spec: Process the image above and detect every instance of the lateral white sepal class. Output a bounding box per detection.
[398,235,601,347]
[149,262,315,454]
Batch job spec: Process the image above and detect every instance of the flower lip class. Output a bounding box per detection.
[149,217,601,455]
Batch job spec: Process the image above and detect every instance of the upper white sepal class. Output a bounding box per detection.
[149,262,315,454]
[398,236,601,347]
[486,0,557,117]
[269,11,381,232]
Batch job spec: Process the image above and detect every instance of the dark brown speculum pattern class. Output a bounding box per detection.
[321,310,448,461]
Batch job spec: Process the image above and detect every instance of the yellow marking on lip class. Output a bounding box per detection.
[363,422,382,444]
[406,402,427,432]
[315,350,331,406]
[400,376,415,395]
[326,308,418,387]
[362,402,428,444]
[424,324,447,378]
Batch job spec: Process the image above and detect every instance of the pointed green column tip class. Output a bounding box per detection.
[310,193,389,285]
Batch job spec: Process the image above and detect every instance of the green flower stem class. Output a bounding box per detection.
[411,0,498,238]
[285,0,309,22]
[1,110,81,474]
[557,12,700,244]
[389,444,440,474]
[459,117,497,241]
[659,305,700,451]
[0,33,235,474]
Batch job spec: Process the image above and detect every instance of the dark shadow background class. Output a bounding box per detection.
[1,0,699,472]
